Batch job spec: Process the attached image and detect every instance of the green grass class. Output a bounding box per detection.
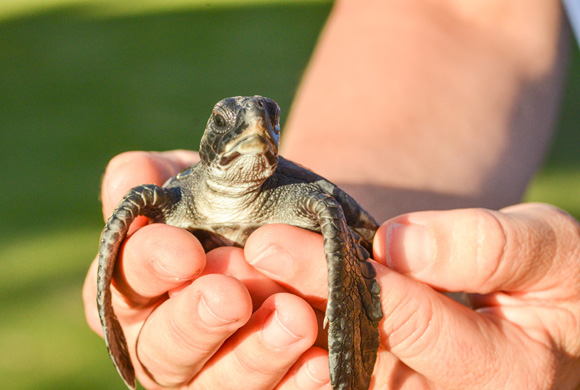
[0,1,578,389]
[0,0,331,20]
[0,229,115,389]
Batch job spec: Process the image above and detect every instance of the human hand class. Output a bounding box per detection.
[244,204,580,389]
[83,151,330,390]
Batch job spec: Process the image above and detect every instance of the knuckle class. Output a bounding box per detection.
[104,151,162,187]
[82,261,105,336]
[83,298,104,337]
[471,209,508,292]
[501,203,580,292]
[104,151,152,176]
[232,343,287,378]
[545,204,580,239]
[102,152,154,209]
[520,203,580,236]
[447,209,508,292]
[384,286,438,359]
[165,312,217,356]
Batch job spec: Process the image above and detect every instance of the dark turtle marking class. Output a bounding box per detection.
[97,96,382,390]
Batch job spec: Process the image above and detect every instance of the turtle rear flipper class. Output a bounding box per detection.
[301,193,382,390]
[97,184,181,390]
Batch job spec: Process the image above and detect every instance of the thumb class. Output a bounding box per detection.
[372,203,580,387]
[373,204,579,294]
[243,223,544,387]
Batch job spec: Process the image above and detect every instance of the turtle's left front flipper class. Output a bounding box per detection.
[97,184,181,390]
[301,193,382,390]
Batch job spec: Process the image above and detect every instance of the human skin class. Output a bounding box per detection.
[84,151,580,389]
[246,205,580,389]
[282,0,570,222]
[84,151,329,389]
[83,0,580,388]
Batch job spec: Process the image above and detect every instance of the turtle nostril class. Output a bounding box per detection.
[245,97,265,112]
[244,97,264,110]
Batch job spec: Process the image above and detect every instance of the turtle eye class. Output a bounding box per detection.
[213,113,227,130]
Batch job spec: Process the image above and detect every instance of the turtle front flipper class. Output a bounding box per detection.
[97,184,180,390]
[301,193,383,390]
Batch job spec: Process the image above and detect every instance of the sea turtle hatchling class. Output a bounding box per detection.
[97,95,383,390]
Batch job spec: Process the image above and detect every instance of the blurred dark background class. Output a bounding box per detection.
[0,1,577,389]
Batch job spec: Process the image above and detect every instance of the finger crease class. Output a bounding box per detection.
[167,315,215,356]
[231,341,286,378]
[481,211,508,292]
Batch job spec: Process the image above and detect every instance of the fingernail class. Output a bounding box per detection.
[262,310,301,348]
[385,222,433,273]
[247,244,293,278]
[198,295,236,327]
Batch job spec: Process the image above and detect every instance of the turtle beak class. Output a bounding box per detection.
[223,98,279,160]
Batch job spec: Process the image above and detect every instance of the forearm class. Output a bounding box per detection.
[282,0,570,221]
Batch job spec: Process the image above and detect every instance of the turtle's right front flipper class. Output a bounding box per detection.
[301,193,382,390]
[97,184,180,390]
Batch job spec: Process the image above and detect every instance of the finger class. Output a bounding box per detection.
[101,150,199,218]
[244,224,328,310]
[206,244,329,350]
[374,203,580,294]
[245,226,545,388]
[275,347,331,390]
[84,226,203,337]
[136,274,252,389]
[83,257,103,337]
[241,207,558,387]
[190,293,318,390]
[373,263,548,389]
[202,246,287,309]
[371,348,430,390]
[113,223,206,306]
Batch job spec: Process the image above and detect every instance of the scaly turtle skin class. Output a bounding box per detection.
[97,96,382,390]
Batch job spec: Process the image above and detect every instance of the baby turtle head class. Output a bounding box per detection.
[200,95,281,186]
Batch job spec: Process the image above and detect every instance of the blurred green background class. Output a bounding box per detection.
[0,1,577,389]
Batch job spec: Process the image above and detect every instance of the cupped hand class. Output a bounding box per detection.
[83,151,330,390]
[244,204,580,389]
